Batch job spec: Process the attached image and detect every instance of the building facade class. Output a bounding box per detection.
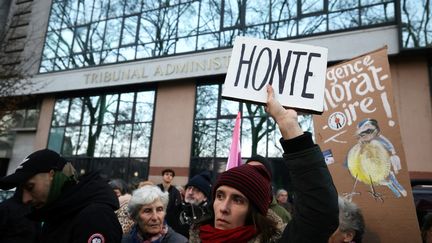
[0,0,431,189]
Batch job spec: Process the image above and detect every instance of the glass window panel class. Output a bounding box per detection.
[220,99,239,116]
[76,125,89,156]
[272,0,297,20]
[196,85,218,119]
[154,39,176,56]
[298,15,327,35]
[246,1,269,25]
[301,0,324,15]
[58,28,74,54]
[93,0,109,20]
[139,17,156,44]
[244,24,270,39]
[271,20,297,39]
[136,43,154,59]
[108,0,124,17]
[68,98,83,125]
[77,0,94,24]
[24,109,39,128]
[241,117,252,157]
[52,99,70,126]
[178,2,199,37]
[361,0,384,5]
[73,26,89,53]
[197,33,219,50]
[93,125,115,157]
[48,127,65,153]
[215,118,235,157]
[329,9,359,30]
[267,120,283,157]
[49,3,64,30]
[112,124,132,157]
[101,94,119,124]
[125,0,141,15]
[130,123,152,157]
[12,110,25,127]
[299,114,314,133]
[82,96,100,125]
[223,0,240,28]
[220,30,237,47]
[329,0,358,11]
[143,1,160,11]
[135,91,155,122]
[66,0,79,25]
[199,0,221,33]
[361,3,395,25]
[176,36,196,53]
[62,126,81,156]
[101,49,119,64]
[52,57,69,70]
[117,92,135,122]
[40,59,54,73]
[118,46,136,61]
[70,54,86,68]
[104,18,122,49]
[243,103,266,117]
[122,15,138,46]
[193,120,216,157]
[89,21,106,51]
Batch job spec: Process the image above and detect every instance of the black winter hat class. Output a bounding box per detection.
[246,155,273,178]
[0,149,67,190]
[185,171,213,199]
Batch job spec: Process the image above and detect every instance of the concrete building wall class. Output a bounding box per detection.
[390,56,432,177]
[148,81,196,185]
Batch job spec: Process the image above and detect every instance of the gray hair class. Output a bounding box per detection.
[276,189,288,197]
[338,197,365,242]
[127,185,169,221]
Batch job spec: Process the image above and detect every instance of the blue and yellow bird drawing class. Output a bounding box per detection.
[345,118,406,201]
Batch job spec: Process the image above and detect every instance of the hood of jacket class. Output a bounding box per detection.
[28,171,119,222]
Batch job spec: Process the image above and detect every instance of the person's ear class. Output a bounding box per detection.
[49,169,55,180]
[343,230,355,242]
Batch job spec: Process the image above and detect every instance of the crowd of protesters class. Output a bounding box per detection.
[0,85,349,242]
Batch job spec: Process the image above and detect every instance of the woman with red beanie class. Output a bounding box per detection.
[189,85,339,243]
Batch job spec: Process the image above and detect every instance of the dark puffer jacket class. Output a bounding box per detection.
[28,172,122,243]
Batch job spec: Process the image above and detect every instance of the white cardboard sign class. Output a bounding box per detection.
[222,36,328,113]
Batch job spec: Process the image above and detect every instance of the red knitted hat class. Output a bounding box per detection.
[213,164,271,215]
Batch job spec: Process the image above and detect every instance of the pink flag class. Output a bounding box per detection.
[226,112,242,170]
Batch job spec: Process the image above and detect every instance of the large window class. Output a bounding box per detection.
[40,0,401,73]
[191,82,313,187]
[48,90,155,181]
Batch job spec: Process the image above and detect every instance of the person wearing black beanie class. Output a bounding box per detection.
[188,85,338,243]
[185,171,213,204]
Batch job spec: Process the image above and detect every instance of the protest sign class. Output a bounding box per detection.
[314,47,421,242]
[222,36,328,113]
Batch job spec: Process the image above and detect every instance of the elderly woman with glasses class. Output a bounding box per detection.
[122,185,187,243]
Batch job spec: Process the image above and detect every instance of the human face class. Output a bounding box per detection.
[213,185,249,230]
[22,171,54,209]
[277,192,288,204]
[162,172,174,184]
[185,186,207,205]
[113,189,122,197]
[328,227,354,243]
[137,199,165,236]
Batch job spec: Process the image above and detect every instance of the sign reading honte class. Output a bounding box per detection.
[222,36,328,113]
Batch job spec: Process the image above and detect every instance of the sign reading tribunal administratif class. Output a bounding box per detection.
[222,36,328,113]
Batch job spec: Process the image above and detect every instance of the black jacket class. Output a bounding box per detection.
[278,132,339,243]
[28,172,122,243]
[157,183,182,229]
[0,190,39,243]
